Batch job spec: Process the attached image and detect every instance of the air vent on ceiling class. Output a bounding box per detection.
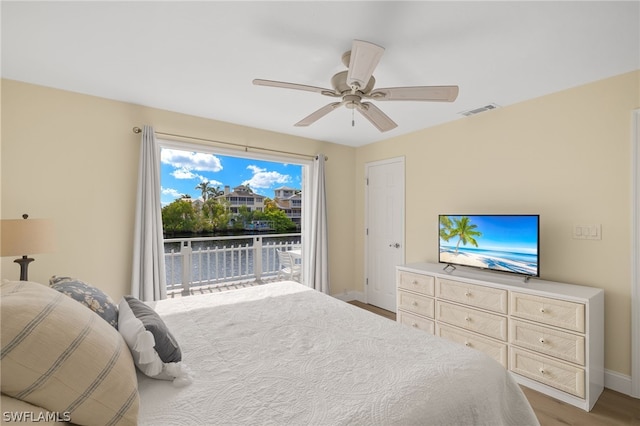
[460,103,500,117]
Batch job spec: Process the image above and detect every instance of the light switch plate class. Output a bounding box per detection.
[573,224,601,240]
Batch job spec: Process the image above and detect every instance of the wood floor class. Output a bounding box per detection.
[347,301,640,425]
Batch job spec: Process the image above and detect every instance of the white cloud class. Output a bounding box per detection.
[171,168,207,181]
[161,187,182,198]
[203,179,224,187]
[242,165,291,189]
[161,149,223,173]
[247,165,264,174]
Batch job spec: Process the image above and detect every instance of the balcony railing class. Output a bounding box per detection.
[164,233,301,295]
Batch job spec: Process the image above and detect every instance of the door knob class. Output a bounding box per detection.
[389,243,400,248]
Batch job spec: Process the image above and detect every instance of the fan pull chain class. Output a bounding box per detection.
[352,107,355,127]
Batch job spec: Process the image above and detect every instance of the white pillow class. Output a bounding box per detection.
[118,297,192,386]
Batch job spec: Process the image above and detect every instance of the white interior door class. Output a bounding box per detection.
[365,157,405,312]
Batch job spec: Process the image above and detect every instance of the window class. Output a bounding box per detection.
[156,138,312,290]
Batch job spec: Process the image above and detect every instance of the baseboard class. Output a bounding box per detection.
[605,369,635,397]
[332,291,365,303]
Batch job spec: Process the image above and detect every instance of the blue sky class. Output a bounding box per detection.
[160,148,303,206]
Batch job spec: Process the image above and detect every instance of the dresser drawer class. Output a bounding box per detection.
[511,293,585,332]
[436,278,507,314]
[398,290,435,318]
[398,311,435,334]
[510,347,585,398]
[510,319,585,365]
[398,272,434,296]
[435,301,507,341]
[436,324,508,368]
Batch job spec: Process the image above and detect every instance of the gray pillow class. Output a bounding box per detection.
[49,276,119,329]
[123,296,181,363]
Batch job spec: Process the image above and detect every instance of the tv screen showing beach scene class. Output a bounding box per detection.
[439,214,540,277]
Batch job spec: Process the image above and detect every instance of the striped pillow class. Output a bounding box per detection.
[0,280,139,425]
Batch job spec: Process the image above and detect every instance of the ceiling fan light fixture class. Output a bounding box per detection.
[343,94,361,109]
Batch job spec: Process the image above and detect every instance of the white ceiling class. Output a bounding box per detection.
[2,1,639,147]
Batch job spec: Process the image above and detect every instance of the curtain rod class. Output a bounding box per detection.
[132,127,326,161]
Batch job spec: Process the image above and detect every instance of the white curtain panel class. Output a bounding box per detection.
[131,125,167,301]
[304,155,329,293]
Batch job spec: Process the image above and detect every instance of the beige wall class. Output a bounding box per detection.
[355,70,640,378]
[2,71,639,380]
[0,79,355,301]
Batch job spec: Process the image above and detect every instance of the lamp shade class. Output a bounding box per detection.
[1,218,55,257]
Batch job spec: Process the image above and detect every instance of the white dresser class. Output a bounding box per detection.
[396,262,604,411]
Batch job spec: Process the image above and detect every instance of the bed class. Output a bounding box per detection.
[1,279,539,425]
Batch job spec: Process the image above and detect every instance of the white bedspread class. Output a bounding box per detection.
[137,281,539,425]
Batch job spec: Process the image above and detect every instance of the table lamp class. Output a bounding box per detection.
[1,214,55,281]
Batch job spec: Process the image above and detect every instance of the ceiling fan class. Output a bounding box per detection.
[253,39,459,132]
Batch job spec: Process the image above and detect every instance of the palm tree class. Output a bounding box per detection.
[447,216,482,254]
[195,181,212,200]
[206,185,223,199]
[236,184,253,194]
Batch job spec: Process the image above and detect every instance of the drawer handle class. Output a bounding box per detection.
[465,316,471,322]
[464,341,471,347]
[539,367,546,375]
[412,301,418,306]
[412,280,419,285]
[465,291,471,297]
[540,308,546,313]
[411,323,418,328]
[539,337,546,344]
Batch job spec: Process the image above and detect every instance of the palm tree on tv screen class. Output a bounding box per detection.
[441,216,482,254]
[439,215,453,240]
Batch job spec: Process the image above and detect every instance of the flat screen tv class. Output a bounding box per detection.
[439,214,540,277]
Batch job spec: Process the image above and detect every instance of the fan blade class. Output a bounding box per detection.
[357,102,397,132]
[369,85,459,102]
[346,40,384,91]
[253,79,339,97]
[294,102,342,127]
